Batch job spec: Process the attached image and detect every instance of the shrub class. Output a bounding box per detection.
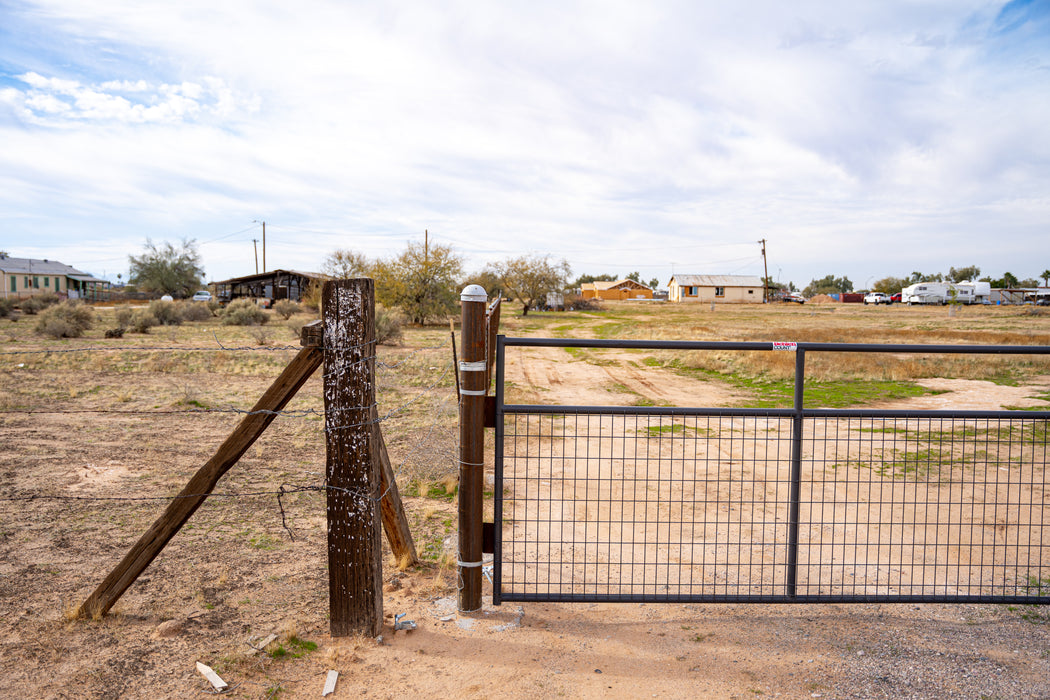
[20,292,60,315]
[300,280,323,311]
[221,299,269,326]
[273,299,300,320]
[114,306,134,328]
[148,299,182,326]
[206,299,222,315]
[177,301,213,322]
[375,305,404,345]
[130,309,158,333]
[35,300,95,338]
[0,298,15,319]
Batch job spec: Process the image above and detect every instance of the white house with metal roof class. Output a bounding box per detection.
[667,274,764,303]
[0,253,111,301]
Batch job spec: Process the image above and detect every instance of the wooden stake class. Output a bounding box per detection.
[323,279,383,637]
[373,417,417,567]
[77,345,323,619]
[458,284,488,612]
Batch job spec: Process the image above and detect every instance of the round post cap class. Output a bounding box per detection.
[460,284,487,302]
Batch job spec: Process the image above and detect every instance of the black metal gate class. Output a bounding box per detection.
[492,337,1050,605]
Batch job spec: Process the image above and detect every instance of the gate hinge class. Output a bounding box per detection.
[482,522,495,554]
[484,395,496,428]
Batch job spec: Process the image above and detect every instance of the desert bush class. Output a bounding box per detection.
[0,298,15,319]
[206,299,222,315]
[114,306,134,328]
[177,300,213,322]
[566,294,601,311]
[34,300,95,338]
[221,299,269,326]
[273,299,300,320]
[130,309,158,333]
[149,299,183,326]
[376,305,404,345]
[104,327,125,338]
[20,292,60,315]
[300,280,323,311]
[249,326,273,345]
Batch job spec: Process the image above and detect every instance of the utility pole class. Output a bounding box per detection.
[252,239,259,274]
[758,239,769,302]
[253,220,267,273]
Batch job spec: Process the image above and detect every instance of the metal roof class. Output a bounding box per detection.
[213,269,324,285]
[670,275,764,287]
[0,256,85,276]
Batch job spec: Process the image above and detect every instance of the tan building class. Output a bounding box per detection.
[0,254,110,301]
[580,279,654,300]
[668,274,764,303]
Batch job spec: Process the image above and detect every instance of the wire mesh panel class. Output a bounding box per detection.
[799,415,1050,601]
[498,410,795,602]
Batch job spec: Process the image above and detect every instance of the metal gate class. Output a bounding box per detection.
[492,337,1050,605]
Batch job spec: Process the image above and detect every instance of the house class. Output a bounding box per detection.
[213,269,323,306]
[668,275,764,304]
[580,279,654,301]
[0,253,111,301]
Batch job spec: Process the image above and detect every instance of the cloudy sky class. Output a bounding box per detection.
[1,0,1048,289]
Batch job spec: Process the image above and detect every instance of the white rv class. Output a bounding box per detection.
[900,281,984,305]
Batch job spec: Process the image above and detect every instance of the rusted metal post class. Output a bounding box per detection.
[323,279,383,636]
[458,284,487,611]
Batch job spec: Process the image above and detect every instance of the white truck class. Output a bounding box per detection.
[900,281,990,305]
[863,292,892,305]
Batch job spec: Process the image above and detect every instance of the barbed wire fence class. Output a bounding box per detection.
[0,330,459,542]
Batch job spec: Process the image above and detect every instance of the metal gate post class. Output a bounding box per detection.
[458,285,488,612]
[786,348,805,598]
[492,334,506,605]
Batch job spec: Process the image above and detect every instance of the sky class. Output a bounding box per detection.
[1,0,1048,290]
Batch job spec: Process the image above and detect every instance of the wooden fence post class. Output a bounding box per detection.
[458,284,488,611]
[323,279,383,637]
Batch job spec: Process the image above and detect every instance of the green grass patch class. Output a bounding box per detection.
[269,636,318,659]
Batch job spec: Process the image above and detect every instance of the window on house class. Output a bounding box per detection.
[24,276,29,287]
[33,276,39,289]
[715,286,725,297]
[55,277,61,290]
[689,286,698,295]
[10,278,15,293]
[44,277,49,287]
[748,289,753,294]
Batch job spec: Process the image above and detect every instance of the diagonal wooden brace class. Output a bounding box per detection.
[77,345,323,619]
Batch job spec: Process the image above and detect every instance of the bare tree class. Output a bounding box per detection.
[489,254,571,316]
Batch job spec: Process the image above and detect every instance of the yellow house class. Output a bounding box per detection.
[580,279,654,300]
[0,254,111,301]
[668,275,764,303]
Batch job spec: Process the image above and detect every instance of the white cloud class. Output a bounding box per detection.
[0,0,1048,286]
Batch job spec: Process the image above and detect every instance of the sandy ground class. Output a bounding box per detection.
[3,311,1050,699]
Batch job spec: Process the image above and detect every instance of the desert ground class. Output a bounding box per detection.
[2,300,1050,699]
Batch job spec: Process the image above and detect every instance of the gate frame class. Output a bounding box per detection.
[493,335,1050,606]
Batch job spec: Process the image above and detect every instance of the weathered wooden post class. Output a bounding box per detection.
[458,284,487,611]
[323,279,383,636]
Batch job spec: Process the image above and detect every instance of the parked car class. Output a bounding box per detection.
[863,292,892,305]
[891,293,902,303]
[779,292,806,304]
[191,290,212,302]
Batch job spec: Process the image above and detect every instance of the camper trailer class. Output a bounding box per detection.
[900,281,982,305]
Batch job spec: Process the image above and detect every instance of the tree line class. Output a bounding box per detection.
[795,266,1050,298]
[126,238,1050,322]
